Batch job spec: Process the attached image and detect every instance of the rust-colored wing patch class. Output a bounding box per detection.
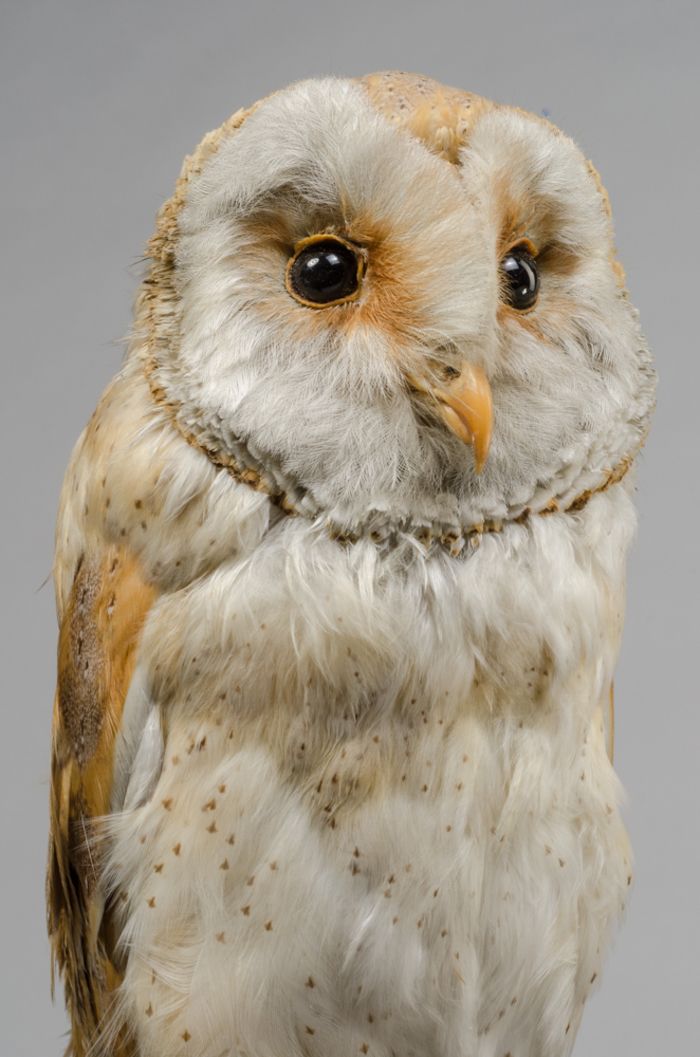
[47,546,155,1056]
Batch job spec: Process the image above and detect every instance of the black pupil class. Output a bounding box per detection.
[290,240,359,304]
[501,249,539,310]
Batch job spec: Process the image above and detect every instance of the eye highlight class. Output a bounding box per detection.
[286,235,364,307]
[500,244,539,311]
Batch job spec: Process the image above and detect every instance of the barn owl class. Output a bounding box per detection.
[47,72,655,1057]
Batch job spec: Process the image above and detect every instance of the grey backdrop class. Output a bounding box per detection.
[2,1,697,1054]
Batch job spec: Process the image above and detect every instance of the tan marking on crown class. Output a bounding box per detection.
[359,71,494,163]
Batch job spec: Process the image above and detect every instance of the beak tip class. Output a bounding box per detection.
[406,362,493,473]
[439,363,493,473]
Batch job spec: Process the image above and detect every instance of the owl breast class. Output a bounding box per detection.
[107,493,633,1057]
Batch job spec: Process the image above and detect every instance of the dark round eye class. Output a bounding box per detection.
[501,247,539,310]
[287,238,362,306]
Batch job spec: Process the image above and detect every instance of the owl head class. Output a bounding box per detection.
[143,72,655,543]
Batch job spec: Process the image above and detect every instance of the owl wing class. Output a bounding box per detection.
[47,536,156,1057]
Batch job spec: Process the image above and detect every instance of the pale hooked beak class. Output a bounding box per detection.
[407,362,493,473]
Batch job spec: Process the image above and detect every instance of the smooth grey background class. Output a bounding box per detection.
[1,1,697,1054]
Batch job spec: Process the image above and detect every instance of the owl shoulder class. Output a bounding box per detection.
[47,354,268,1054]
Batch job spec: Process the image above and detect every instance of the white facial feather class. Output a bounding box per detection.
[150,77,655,531]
